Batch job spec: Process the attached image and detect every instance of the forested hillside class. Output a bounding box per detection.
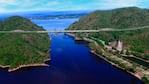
[0,16,50,70]
[68,7,149,58]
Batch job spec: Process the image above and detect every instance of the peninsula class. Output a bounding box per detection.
[0,16,50,72]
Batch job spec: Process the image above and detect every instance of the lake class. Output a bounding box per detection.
[0,18,144,84]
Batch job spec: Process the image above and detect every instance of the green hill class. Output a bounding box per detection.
[68,7,149,30]
[0,16,43,31]
[68,7,149,59]
[0,16,50,70]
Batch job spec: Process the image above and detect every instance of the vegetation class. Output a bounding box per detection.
[0,16,50,69]
[88,37,104,48]
[142,76,149,84]
[105,55,136,73]
[125,57,149,68]
[69,7,149,30]
[67,7,149,83]
[68,7,149,58]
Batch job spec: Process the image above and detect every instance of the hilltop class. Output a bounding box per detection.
[67,7,149,83]
[68,7,149,30]
[0,16,44,31]
[68,7,149,57]
[0,16,50,71]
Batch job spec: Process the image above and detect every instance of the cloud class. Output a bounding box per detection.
[97,0,148,9]
[47,1,60,6]
[0,0,149,13]
[0,0,18,5]
[0,8,7,12]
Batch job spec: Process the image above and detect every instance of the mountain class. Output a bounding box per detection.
[0,11,90,20]
[0,16,44,31]
[0,16,50,71]
[68,7,149,59]
[68,7,149,30]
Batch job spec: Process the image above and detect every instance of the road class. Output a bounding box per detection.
[0,26,149,33]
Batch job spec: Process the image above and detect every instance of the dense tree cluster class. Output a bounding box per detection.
[0,16,50,69]
[68,7,149,59]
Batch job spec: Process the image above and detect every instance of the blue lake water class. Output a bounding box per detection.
[0,18,144,84]
[32,19,78,30]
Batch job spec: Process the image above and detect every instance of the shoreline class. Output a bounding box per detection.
[8,63,49,72]
[66,33,143,80]
[90,50,142,79]
[65,33,93,43]
[0,58,50,72]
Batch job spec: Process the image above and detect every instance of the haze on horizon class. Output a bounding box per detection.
[0,0,149,13]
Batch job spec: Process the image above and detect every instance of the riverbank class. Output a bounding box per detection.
[65,33,93,43]
[90,50,142,79]
[66,33,146,83]
[0,59,50,72]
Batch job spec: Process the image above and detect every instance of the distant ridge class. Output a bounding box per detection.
[68,7,149,57]
[68,7,149,30]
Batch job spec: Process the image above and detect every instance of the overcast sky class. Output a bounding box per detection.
[0,0,149,13]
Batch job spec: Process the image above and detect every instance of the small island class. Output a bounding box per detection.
[0,16,50,72]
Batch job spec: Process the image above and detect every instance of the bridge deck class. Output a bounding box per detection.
[0,26,148,33]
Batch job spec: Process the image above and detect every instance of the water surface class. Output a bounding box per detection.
[0,18,144,84]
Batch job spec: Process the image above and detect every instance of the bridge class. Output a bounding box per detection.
[0,26,148,33]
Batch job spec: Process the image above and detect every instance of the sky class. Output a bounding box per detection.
[0,0,149,13]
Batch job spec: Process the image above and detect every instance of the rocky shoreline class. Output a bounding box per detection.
[0,65,10,69]
[0,59,50,72]
[90,50,142,79]
[65,33,93,43]
[8,63,49,72]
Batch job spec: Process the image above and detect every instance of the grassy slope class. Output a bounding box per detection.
[0,16,50,69]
